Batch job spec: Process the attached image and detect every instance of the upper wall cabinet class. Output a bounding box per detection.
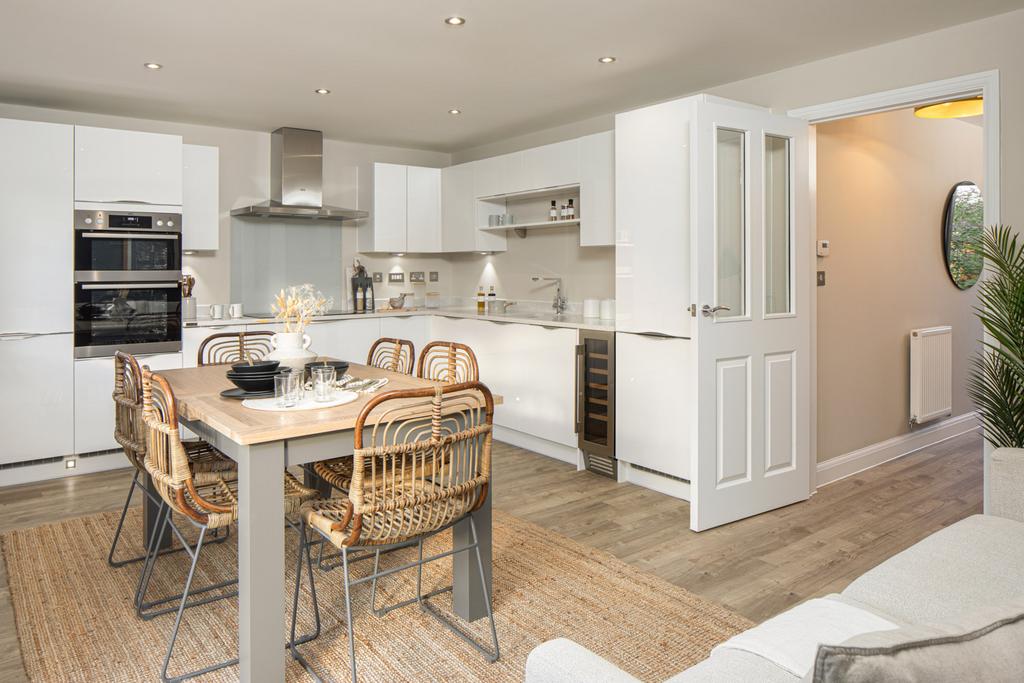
[362,163,441,253]
[74,126,183,205]
[474,153,527,198]
[523,139,580,191]
[182,144,220,251]
[441,162,507,253]
[579,131,614,247]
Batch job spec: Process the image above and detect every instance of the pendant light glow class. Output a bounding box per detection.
[914,96,983,119]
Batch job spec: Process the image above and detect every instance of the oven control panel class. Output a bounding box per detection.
[74,209,182,232]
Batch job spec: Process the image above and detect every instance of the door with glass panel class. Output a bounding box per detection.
[691,100,810,531]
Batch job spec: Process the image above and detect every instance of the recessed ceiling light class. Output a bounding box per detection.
[448,109,462,115]
[144,62,163,70]
[598,56,617,64]
[444,16,466,26]
[314,88,331,95]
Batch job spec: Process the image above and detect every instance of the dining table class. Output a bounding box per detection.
[151,361,501,682]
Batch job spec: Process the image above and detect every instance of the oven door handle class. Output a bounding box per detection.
[80,283,181,290]
[81,232,178,240]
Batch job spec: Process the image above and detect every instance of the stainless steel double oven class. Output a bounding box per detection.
[73,207,183,358]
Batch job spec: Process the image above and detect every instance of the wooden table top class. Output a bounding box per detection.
[158,363,501,446]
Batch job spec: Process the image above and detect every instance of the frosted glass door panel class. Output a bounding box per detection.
[764,135,792,315]
[716,129,746,318]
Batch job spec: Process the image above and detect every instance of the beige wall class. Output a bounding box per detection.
[815,109,983,461]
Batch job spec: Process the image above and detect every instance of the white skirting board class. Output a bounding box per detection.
[492,425,580,465]
[816,412,980,487]
[618,462,691,500]
[0,451,127,488]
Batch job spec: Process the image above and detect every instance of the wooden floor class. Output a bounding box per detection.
[0,431,982,680]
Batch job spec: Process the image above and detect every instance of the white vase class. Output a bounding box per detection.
[266,332,316,370]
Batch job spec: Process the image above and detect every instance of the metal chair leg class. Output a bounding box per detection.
[135,504,171,613]
[289,522,322,650]
[107,470,141,568]
[342,547,357,683]
[369,549,382,615]
[160,526,239,682]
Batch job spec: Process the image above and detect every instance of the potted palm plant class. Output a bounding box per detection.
[967,226,1024,448]
[267,284,333,370]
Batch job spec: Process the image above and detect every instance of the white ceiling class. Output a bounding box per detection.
[0,0,1020,152]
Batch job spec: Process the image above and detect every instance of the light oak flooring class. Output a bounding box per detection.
[0,431,982,681]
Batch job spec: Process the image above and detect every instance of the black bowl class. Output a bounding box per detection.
[304,360,349,377]
[227,374,277,392]
[230,359,280,374]
[226,369,284,380]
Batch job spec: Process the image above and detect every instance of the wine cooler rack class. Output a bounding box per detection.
[576,329,615,477]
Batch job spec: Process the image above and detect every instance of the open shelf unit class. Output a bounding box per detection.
[476,183,581,238]
[479,218,580,231]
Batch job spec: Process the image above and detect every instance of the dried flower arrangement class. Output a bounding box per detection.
[272,284,333,333]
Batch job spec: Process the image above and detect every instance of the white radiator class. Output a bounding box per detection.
[909,326,953,425]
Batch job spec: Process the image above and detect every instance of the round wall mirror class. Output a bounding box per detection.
[943,181,984,290]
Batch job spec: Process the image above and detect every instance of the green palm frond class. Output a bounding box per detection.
[970,225,1024,448]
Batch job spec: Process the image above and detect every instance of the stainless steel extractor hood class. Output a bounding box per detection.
[231,127,368,221]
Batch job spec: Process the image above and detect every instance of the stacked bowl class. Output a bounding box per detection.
[226,360,284,393]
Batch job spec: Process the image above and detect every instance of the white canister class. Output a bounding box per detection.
[583,299,600,318]
[599,299,615,321]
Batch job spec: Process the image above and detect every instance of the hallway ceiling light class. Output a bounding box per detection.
[914,96,983,119]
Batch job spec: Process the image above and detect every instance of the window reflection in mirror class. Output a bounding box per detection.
[943,181,983,290]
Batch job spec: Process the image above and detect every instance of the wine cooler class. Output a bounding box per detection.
[576,329,615,477]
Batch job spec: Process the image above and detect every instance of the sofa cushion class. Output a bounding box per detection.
[809,601,1024,682]
[841,514,1024,623]
[668,648,797,682]
[706,595,897,677]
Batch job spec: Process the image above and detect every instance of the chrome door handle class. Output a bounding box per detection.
[701,304,731,317]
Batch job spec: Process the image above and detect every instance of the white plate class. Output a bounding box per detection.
[242,390,360,412]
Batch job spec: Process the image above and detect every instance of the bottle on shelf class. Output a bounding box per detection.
[549,200,558,222]
[560,203,568,221]
[355,286,365,312]
[567,198,575,220]
[476,287,486,314]
[488,285,496,299]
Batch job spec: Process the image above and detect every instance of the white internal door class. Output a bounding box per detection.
[691,100,810,531]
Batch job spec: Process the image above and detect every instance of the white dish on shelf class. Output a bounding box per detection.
[241,390,359,412]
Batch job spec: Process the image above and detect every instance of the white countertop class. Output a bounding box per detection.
[184,307,615,331]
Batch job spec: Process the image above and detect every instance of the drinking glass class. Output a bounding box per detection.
[275,372,298,408]
[312,366,337,403]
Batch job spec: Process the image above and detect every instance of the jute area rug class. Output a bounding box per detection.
[2,508,751,682]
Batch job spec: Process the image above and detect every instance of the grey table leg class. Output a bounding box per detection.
[235,441,287,682]
[143,473,171,551]
[453,488,492,621]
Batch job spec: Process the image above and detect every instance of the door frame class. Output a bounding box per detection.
[786,69,1000,493]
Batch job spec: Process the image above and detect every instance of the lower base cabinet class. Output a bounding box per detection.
[0,333,74,466]
[380,316,432,365]
[74,352,183,455]
[307,318,382,364]
[431,317,578,447]
[615,332,693,479]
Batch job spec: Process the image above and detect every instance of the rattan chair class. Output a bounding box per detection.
[109,352,232,569]
[417,340,480,384]
[139,368,320,682]
[310,337,417,495]
[289,382,500,682]
[367,336,416,375]
[196,330,275,366]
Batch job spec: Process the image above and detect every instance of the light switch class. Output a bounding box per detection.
[817,239,831,257]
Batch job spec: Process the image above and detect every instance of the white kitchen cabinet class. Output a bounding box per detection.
[182,324,247,368]
[406,166,442,253]
[379,315,432,362]
[615,332,693,479]
[74,126,183,205]
[615,99,692,337]
[364,163,442,253]
[306,318,382,363]
[182,144,220,251]
[523,139,580,190]
[431,317,577,447]
[441,163,506,253]
[0,118,73,335]
[579,131,615,247]
[474,152,527,198]
[0,333,74,466]
[74,353,182,455]
[367,163,407,253]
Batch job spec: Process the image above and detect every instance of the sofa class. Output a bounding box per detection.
[525,447,1024,682]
